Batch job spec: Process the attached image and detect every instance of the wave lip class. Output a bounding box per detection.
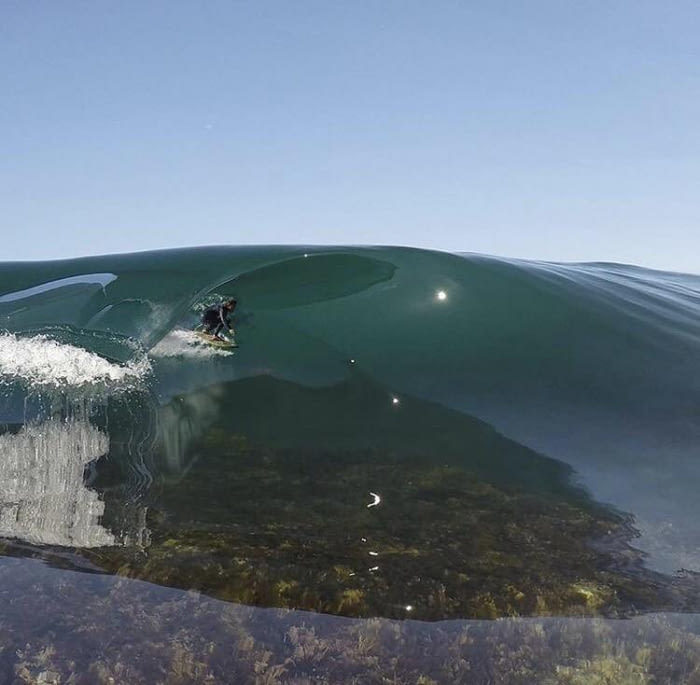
[0,332,150,391]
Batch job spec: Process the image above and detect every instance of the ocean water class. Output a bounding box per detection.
[2,245,700,682]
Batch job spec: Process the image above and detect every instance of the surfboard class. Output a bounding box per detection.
[194,331,238,348]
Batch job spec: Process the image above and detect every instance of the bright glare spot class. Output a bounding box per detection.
[392,396,400,405]
[405,605,413,612]
[367,492,381,508]
[303,253,309,258]
[349,358,356,364]
[369,551,378,556]
[361,537,367,542]
[436,290,447,301]
[369,566,379,572]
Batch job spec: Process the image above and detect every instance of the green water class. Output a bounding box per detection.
[3,245,700,682]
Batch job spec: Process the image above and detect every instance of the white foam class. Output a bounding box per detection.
[0,332,150,389]
[150,329,234,359]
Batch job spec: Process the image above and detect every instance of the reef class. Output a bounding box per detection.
[3,557,700,684]
[84,429,692,621]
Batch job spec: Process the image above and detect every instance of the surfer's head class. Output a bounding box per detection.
[224,298,237,310]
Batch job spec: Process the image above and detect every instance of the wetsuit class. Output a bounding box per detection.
[201,304,231,338]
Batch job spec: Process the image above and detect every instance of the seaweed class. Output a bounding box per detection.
[85,429,687,620]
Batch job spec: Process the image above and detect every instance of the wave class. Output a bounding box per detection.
[1,245,700,579]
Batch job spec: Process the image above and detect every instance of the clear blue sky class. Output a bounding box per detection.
[2,1,699,271]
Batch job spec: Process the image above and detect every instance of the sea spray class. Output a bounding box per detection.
[0,332,151,391]
[0,332,156,549]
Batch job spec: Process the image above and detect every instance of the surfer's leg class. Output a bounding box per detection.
[201,311,219,334]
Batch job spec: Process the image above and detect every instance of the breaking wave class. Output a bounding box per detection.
[1,245,700,575]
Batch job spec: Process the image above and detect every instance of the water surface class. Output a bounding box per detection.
[2,245,700,681]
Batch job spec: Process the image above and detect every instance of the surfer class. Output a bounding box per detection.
[199,299,237,341]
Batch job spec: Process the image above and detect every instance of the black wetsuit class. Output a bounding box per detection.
[201,304,231,338]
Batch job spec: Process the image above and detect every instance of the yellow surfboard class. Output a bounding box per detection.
[194,331,238,348]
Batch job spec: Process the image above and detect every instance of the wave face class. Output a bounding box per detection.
[1,246,700,620]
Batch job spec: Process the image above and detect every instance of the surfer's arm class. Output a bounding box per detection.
[215,307,234,337]
[217,308,230,330]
